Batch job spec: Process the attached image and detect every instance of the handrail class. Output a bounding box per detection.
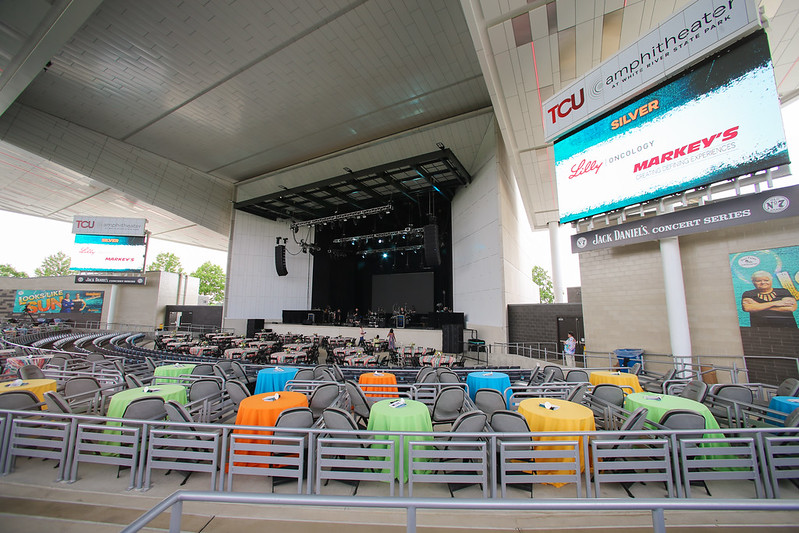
[121,491,799,533]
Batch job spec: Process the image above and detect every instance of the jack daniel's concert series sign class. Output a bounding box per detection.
[571,185,799,254]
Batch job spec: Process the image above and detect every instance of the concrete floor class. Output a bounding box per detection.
[1,450,798,532]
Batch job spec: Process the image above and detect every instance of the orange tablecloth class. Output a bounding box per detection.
[0,378,57,402]
[233,391,309,467]
[235,391,309,430]
[517,397,596,486]
[358,372,398,398]
[589,371,643,393]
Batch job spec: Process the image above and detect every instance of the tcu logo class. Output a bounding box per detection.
[75,220,95,229]
[546,88,584,125]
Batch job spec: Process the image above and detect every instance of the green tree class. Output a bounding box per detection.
[34,252,71,277]
[191,261,226,304]
[0,264,28,278]
[532,265,554,303]
[148,252,184,273]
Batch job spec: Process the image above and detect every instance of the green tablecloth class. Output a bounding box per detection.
[623,392,721,431]
[367,399,434,481]
[106,384,187,420]
[152,363,196,384]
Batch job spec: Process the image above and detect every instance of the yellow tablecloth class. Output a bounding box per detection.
[517,397,596,486]
[589,371,643,393]
[0,378,57,402]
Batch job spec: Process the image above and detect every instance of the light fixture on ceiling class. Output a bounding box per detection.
[436,142,445,150]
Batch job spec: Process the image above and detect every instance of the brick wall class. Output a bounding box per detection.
[507,303,583,346]
[740,327,799,383]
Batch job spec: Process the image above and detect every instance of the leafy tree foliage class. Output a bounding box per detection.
[191,261,225,304]
[0,263,28,278]
[532,265,554,303]
[147,252,184,273]
[34,252,71,277]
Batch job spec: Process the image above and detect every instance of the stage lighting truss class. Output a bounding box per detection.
[359,244,424,257]
[332,226,424,245]
[289,204,392,230]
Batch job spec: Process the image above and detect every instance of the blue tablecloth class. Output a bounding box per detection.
[768,395,799,424]
[254,367,298,394]
[465,371,510,401]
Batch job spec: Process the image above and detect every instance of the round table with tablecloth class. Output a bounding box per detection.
[106,384,188,420]
[517,397,596,486]
[590,371,643,393]
[255,367,299,394]
[0,378,57,402]
[466,371,511,401]
[358,372,398,398]
[152,363,196,384]
[367,398,433,481]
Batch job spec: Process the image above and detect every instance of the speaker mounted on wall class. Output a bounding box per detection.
[274,244,288,276]
[423,224,441,267]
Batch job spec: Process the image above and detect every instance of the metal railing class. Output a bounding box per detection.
[121,490,799,533]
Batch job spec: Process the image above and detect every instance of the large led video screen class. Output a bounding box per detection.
[70,234,147,272]
[555,31,789,223]
[372,272,434,314]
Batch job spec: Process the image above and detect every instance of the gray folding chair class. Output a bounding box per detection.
[224,379,251,410]
[474,388,507,420]
[344,380,374,428]
[565,369,589,383]
[122,396,167,421]
[43,391,73,414]
[678,380,709,403]
[294,368,316,380]
[309,382,341,419]
[542,366,565,382]
[430,386,467,428]
[125,374,144,389]
[0,390,41,410]
[63,376,102,414]
[18,365,45,380]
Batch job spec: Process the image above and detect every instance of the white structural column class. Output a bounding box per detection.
[548,221,566,303]
[106,284,119,328]
[659,235,693,370]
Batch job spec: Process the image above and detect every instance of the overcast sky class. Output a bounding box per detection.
[2,100,798,286]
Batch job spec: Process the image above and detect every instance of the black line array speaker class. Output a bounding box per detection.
[423,224,441,267]
[274,244,288,276]
[442,324,463,354]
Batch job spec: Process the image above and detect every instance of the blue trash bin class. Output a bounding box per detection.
[613,349,643,372]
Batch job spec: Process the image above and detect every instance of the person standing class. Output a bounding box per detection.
[562,331,577,367]
[387,328,397,352]
[741,270,798,327]
[72,292,87,312]
[60,293,74,313]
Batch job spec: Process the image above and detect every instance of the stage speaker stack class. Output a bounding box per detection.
[275,244,288,276]
[423,224,441,267]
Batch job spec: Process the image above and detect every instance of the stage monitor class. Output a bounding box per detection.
[554,31,789,224]
[372,272,434,314]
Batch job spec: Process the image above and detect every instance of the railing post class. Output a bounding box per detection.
[407,504,416,533]
[651,507,665,533]
[169,500,183,533]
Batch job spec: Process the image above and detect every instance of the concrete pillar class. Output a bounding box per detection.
[548,221,566,303]
[659,236,692,371]
[106,284,119,328]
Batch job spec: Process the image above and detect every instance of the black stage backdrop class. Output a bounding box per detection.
[310,200,452,319]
